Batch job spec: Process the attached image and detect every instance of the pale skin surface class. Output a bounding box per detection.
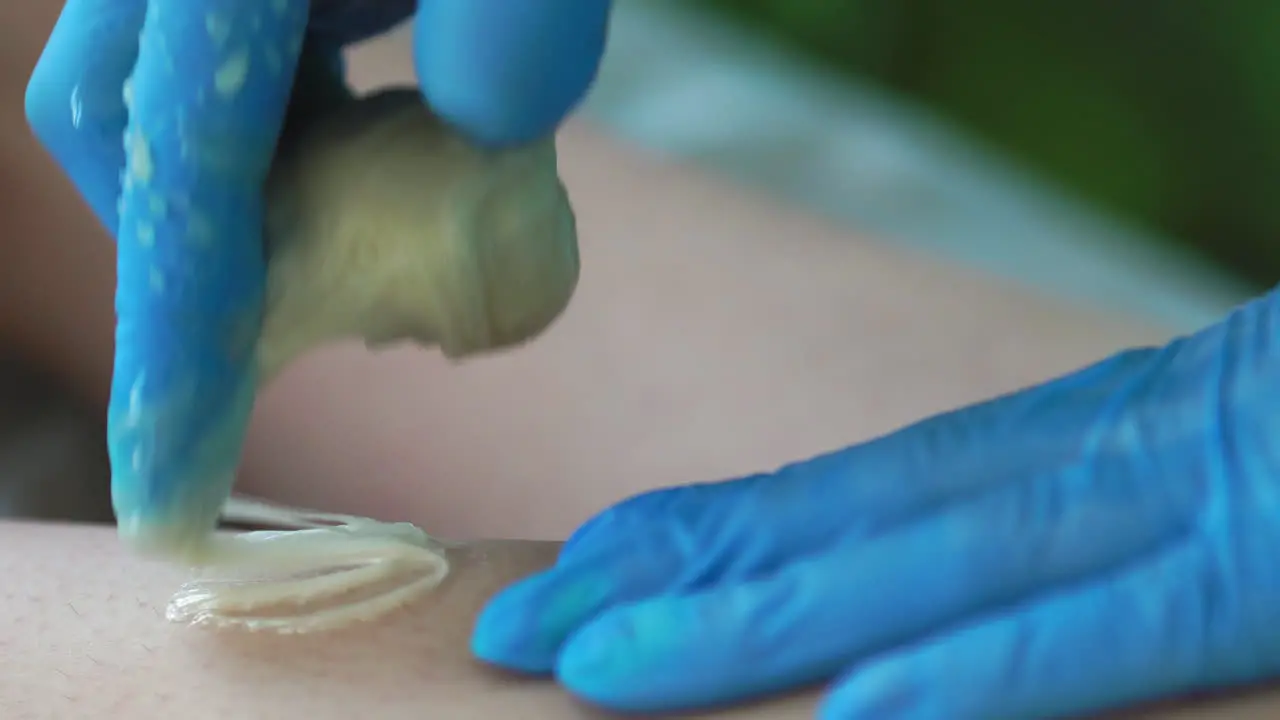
[4,2,1280,718]
[2,521,820,719]
[3,522,1278,720]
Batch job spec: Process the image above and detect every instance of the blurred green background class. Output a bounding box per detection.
[692,0,1280,290]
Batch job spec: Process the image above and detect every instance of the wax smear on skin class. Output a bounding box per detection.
[151,89,579,636]
[166,496,459,634]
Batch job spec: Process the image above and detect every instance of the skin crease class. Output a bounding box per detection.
[3,3,1280,719]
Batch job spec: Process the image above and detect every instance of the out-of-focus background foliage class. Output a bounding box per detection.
[691,0,1280,290]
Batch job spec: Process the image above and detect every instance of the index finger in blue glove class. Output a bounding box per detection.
[29,0,310,555]
[413,0,613,146]
[307,0,611,144]
[110,1,311,555]
[472,348,1163,673]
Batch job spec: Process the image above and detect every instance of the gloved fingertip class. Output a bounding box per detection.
[821,660,929,720]
[413,0,611,146]
[470,579,559,673]
[555,618,645,710]
[106,356,255,556]
[472,564,615,673]
[114,505,222,562]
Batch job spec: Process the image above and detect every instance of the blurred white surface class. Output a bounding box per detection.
[581,0,1253,330]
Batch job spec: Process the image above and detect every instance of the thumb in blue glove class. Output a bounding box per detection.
[472,287,1280,719]
[25,0,610,556]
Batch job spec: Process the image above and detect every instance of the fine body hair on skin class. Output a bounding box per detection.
[0,520,823,719]
[4,520,1274,719]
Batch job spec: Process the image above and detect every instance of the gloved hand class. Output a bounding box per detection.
[472,287,1280,719]
[24,0,610,555]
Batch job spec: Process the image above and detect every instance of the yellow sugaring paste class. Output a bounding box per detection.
[166,89,579,634]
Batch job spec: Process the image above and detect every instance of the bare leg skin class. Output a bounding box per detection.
[0,520,817,720]
[3,519,1279,720]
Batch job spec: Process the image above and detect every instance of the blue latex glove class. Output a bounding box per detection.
[472,287,1280,719]
[24,0,611,554]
